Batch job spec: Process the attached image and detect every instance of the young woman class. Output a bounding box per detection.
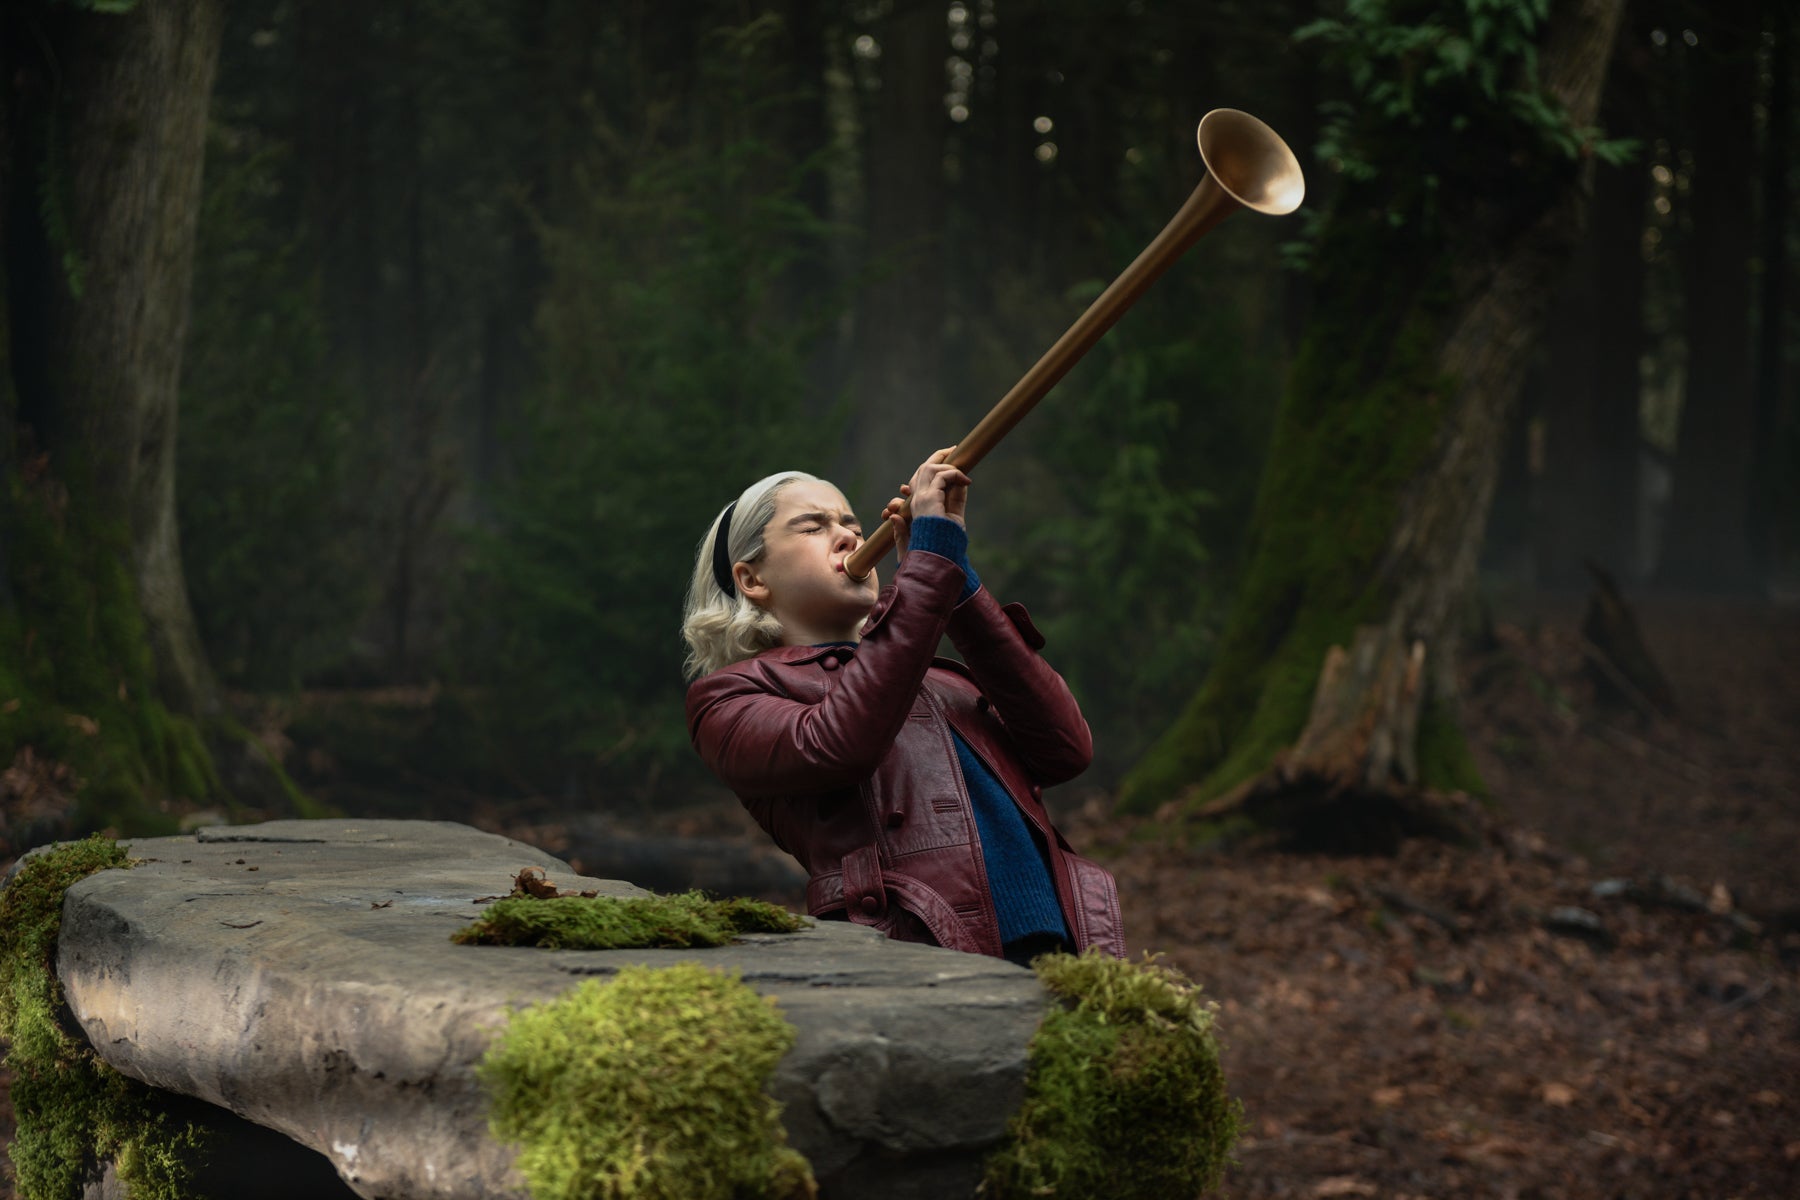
[682,450,1123,963]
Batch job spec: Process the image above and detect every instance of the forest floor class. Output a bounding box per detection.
[2,594,1797,1198]
[1082,591,1800,1199]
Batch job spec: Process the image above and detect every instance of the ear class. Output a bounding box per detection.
[733,561,771,607]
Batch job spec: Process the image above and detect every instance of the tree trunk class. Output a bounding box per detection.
[1120,0,1627,823]
[295,0,380,400]
[768,0,840,417]
[841,0,949,496]
[1750,5,1792,579]
[471,0,552,502]
[1656,8,1760,591]
[1535,34,1652,586]
[1,0,227,834]
[26,0,224,718]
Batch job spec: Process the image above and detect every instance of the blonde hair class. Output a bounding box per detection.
[681,471,820,679]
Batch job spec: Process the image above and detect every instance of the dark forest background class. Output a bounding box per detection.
[0,0,1795,840]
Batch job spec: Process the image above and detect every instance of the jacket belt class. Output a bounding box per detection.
[806,858,988,955]
[840,844,887,922]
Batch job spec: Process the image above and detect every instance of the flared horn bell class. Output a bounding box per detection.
[1198,108,1306,216]
[842,108,1307,583]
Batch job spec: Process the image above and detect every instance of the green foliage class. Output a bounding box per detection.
[0,475,217,837]
[453,891,805,950]
[994,341,1214,777]
[0,835,206,1199]
[477,963,814,1200]
[987,235,1284,783]
[1293,0,1633,249]
[178,127,371,689]
[459,15,836,794]
[982,951,1242,1199]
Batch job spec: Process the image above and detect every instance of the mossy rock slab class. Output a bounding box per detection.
[39,820,1049,1199]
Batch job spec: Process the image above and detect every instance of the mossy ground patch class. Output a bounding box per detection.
[982,950,1243,1199]
[0,835,207,1199]
[452,889,805,950]
[478,962,815,1200]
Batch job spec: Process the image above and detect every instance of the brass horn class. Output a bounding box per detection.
[845,108,1305,582]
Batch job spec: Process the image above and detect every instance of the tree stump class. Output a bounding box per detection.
[1198,626,1482,853]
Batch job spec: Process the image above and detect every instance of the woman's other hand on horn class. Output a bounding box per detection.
[882,447,970,559]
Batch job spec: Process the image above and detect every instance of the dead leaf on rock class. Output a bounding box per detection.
[1751,1090,1782,1107]
[1312,1177,1378,1197]
[1541,1082,1577,1106]
[510,865,598,899]
[514,866,560,898]
[1371,1086,1406,1106]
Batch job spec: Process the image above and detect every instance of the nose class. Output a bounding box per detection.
[833,523,859,554]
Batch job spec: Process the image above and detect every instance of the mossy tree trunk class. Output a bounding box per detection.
[1119,0,1626,834]
[1,0,226,834]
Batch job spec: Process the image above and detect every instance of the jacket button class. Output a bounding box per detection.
[977,696,990,712]
[885,810,904,828]
[821,655,840,671]
[859,895,879,913]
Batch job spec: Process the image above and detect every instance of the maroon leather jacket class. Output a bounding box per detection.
[685,548,1125,959]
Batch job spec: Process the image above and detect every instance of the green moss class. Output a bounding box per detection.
[453,891,806,951]
[477,963,815,1200]
[0,835,207,1199]
[0,472,220,842]
[1415,699,1488,800]
[982,951,1243,1200]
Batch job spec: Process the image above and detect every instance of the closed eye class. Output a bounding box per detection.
[789,511,859,535]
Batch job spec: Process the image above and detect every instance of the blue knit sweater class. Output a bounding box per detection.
[879,516,1068,946]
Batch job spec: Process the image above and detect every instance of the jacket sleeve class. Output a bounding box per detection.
[685,550,965,799]
[944,587,1093,785]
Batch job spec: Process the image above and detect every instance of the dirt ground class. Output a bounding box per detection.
[1081,593,1800,1199]
[3,595,1797,1198]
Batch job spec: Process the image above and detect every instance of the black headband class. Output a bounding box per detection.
[711,500,739,597]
